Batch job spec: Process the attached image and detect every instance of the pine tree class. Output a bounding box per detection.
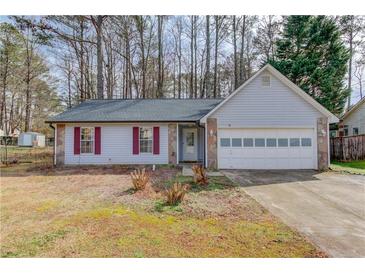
[270,16,350,115]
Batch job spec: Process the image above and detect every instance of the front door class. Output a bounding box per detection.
[182,128,198,161]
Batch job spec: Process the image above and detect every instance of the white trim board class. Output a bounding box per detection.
[200,64,339,124]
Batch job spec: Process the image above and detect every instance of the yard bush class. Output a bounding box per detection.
[165,182,190,205]
[130,168,150,190]
[192,165,208,185]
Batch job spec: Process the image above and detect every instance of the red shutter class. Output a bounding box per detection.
[153,126,160,155]
[95,127,101,154]
[133,127,139,155]
[74,127,80,155]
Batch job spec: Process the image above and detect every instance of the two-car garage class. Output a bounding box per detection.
[201,64,338,170]
[217,128,317,169]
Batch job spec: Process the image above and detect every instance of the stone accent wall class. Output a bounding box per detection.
[207,118,218,169]
[168,124,177,165]
[317,117,329,170]
[56,124,65,165]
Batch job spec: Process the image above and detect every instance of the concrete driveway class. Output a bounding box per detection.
[223,170,365,257]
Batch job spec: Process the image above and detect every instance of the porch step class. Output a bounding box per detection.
[181,165,223,177]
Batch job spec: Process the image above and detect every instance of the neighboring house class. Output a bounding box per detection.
[339,97,365,137]
[46,64,338,170]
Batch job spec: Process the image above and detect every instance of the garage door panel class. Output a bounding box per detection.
[218,128,316,169]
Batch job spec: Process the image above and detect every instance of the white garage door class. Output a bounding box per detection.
[218,128,317,169]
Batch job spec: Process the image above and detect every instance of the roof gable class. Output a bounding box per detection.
[342,97,365,120]
[200,64,339,124]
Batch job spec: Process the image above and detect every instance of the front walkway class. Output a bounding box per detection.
[223,170,365,258]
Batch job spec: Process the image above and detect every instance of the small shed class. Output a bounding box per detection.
[18,132,46,147]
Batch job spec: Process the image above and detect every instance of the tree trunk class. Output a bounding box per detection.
[1,50,8,131]
[203,15,211,98]
[177,18,182,99]
[239,16,246,84]
[79,18,85,101]
[347,27,353,109]
[194,16,198,98]
[24,42,31,132]
[213,16,219,98]
[135,16,147,98]
[190,16,194,98]
[96,15,104,99]
[233,16,238,89]
[157,16,164,98]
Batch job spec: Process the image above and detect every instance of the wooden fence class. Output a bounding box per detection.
[330,134,365,161]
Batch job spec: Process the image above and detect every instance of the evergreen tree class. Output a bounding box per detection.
[270,16,349,115]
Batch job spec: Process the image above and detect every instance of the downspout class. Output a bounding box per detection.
[49,123,56,166]
[196,121,206,167]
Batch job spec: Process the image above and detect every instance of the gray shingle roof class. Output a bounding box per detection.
[46,99,223,123]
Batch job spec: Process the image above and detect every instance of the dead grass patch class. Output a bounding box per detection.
[0,164,326,257]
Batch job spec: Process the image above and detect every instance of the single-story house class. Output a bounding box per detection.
[338,97,365,137]
[46,64,338,170]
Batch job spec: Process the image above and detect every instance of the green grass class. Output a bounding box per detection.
[330,160,365,175]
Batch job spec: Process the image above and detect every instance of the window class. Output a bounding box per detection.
[243,138,254,147]
[220,138,231,147]
[301,138,312,147]
[344,125,349,136]
[81,127,94,153]
[232,138,242,147]
[290,138,300,147]
[262,75,271,87]
[353,128,359,136]
[278,138,288,147]
[255,138,265,147]
[186,132,195,146]
[140,127,153,153]
[266,138,277,147]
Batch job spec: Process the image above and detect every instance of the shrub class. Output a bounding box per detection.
[165,182,190,205]
[130,168,150,190]
[192,165,208,185]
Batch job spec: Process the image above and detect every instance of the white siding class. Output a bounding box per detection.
[211,71,325,128]
[343,102,365,135]
[64,123,168,165]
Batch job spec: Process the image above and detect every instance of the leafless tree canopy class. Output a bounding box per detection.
[1,15,364,135]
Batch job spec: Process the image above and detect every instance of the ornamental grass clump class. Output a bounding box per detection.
[130,168,150,191]
[165,182,190,205]
[192,165,208,185]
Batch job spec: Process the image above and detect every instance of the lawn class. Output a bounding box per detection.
[330,160,365,175]
[0,148,325,258]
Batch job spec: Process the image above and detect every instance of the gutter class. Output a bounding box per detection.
[44,120,198,124]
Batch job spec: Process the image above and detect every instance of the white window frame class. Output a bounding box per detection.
[220,138,231,147]
[353,127,359,136]
[266,138,277,147]
[243,138,254,147]
[344,125,349,136]
[80,127,94,154]
[139,127,153,154]
[301,138,312,147]
[231,138,242,148]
